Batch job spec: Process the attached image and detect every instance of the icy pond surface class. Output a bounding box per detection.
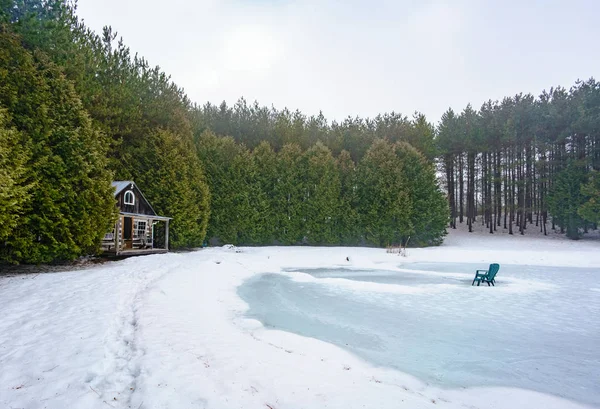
[238,262,600,406]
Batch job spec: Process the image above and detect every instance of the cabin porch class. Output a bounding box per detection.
[102,212,171,256]
[102,247,169,256]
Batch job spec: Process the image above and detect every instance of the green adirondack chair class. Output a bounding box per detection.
[472,263,500,286]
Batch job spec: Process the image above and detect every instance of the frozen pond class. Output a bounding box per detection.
[238,262,600,406]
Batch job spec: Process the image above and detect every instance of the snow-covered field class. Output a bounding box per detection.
[1,229,599,409]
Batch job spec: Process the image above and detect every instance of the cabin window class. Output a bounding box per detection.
[133,220,147,239]
[124,190,135,205]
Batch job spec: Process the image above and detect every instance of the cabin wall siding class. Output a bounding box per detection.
[115,184,156,216]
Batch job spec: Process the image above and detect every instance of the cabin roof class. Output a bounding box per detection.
[111,180,167,218]
[112,181,135,196]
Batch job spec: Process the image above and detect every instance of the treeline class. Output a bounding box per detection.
[196,133,448,247]
[0,0,448,264]
[1,1,209,263]
[192,101,447,247]
[2,1,598,264]
[194,85,600,241]
[437,83,600,239]
[192,100,437,161]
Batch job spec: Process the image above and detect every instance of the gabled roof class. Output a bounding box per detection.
[111,181,164,218]
[112,181,135,196]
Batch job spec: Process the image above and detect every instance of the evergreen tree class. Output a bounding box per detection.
[303,142,341,244]
[195,131,240,244]
[0,31,116,263]
[547,161,588,239]
[274,144,305,244]
[132,129,210,248]
[0,108,31,243]
[579,171,600,225]
[407,113,437,161]
[337,149,360,244]
[356,139,411,246]
[436,108,459,229]
[196,130,270,246]
[229,146,269,244]
[251,141,278,244]
[395,142,448,245]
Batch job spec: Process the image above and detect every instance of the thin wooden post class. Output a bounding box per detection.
[116,217,122,255]
[165,219,169,251]
[113,220,118,253]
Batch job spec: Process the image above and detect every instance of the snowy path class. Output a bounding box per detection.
[0,256,180,408]
[1,230,599,409]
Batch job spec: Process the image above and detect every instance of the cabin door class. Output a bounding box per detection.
[123,217,133,248]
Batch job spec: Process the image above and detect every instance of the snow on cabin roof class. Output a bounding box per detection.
[112,181,135,196]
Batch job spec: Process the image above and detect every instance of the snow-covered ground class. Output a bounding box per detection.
[1,229,599,409]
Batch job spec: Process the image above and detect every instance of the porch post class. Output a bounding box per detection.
[165,219,170,251]
[116,217,122,255]
[113,220,118,253]
[151,219,154,249]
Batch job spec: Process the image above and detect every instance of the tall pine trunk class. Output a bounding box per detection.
[459,153,464,223]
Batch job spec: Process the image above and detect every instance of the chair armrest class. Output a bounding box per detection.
[476,270,488,273]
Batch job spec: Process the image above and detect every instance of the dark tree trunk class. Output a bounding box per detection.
[459,154,464,224]
[445,154,456,229]
[509,148,515,235]
[504,148,508,230]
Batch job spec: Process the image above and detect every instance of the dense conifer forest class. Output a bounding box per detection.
[0,1,598,264]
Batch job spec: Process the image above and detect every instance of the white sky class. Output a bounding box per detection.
[76,0,599,123]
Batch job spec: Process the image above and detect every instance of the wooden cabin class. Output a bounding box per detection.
[102,181,171,255]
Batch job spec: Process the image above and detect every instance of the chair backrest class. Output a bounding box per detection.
[487,263,500,280]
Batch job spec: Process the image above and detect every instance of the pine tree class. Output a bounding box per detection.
[437,109,459,229]
[407,113,437,161]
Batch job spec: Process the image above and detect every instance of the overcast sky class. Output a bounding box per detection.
[76,0,598,123]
